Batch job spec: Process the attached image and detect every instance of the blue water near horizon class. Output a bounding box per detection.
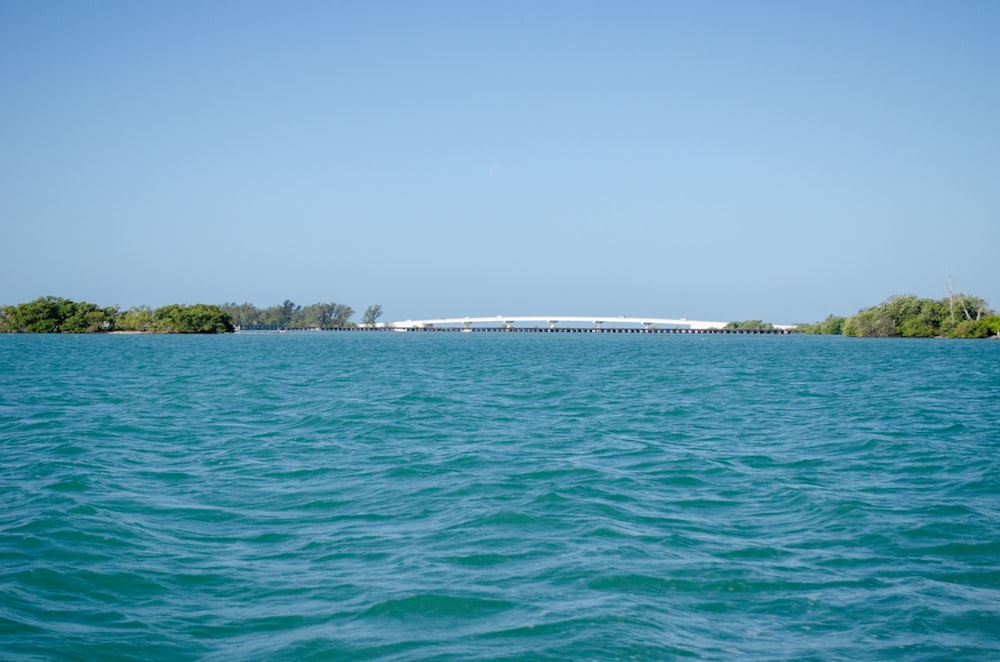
[2,333,998,660]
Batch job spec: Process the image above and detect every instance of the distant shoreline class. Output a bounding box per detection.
[4,294,999,338]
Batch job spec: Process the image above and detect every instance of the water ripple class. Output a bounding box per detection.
[2,333,998,659]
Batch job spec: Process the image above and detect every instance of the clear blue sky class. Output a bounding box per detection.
[2,1,997,324]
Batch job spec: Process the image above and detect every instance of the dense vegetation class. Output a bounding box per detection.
[801,293,999,338]
[0,297,120,333]
[219,301,356,328]
[0,297,235,333]
[1,297,386,333]
[724,320,775,331]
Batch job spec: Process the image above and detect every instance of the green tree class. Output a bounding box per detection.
[803,315,846,335]
[154,304,234,333]
[331,304,354,327]
[218,300,357,328]
[300,303,336,328]
[259,302,293,327]
[881,295,942,337]
[362,304,383,326]
[948,315,1000,338]
[947,292,991,324]
[220,302,264,327]
[117,306,159,331]
[278,300,299,326]
[842,308,896,337]
[949,319,992,338]
[4,296,75,332]
[837,293,994,338]
[62,302,119,333]
[723,320,775,331]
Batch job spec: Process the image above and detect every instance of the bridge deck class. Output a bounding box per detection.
[384,326,793,334]
[392,316,728,330]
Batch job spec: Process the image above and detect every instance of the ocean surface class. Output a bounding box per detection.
[2,332,998,660]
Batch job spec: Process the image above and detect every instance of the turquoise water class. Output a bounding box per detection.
[2,333,998,660]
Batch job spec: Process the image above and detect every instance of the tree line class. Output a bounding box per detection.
[218,301,382,328]
[5,293,997,338]
[0,297,385,333]
[724,320,776,331]
[219,300,351,328]
[0,297,234,333]
[800,293,999,338]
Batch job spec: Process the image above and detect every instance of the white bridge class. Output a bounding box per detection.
[388,316,732,331]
